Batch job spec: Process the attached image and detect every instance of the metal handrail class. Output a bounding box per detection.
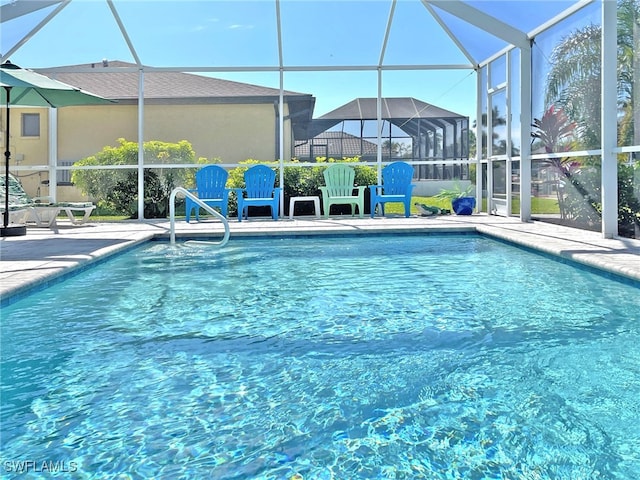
[169,187,230,246]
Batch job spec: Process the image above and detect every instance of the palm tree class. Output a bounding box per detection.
[545,0,640,147]
[474,105,507,157]
[617,0,640,145]
[545,24,601,148]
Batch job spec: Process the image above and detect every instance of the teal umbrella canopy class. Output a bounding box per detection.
[1,61,113,107]
[1,61,114,235]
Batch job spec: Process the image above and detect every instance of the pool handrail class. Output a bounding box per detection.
[169,187,230,246]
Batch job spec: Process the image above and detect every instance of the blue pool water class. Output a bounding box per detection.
[1,234,639,479]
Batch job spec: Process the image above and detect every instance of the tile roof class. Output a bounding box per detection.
[295,131,383,158]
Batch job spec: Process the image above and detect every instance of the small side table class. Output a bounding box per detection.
[289,196,321,219]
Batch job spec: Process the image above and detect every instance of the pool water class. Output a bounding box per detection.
[1,234,639,479]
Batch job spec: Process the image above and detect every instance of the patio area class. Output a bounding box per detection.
[1,213,639,303]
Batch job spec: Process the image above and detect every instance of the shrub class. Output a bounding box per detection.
[74,148,379,218]
[226,157,377,216]
[561,162,640,237]
[72,139,202,218]
[618,163,640,237]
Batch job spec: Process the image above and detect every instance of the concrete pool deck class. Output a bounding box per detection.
[1,213,639,302]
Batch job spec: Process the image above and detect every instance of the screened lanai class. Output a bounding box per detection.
[296,97,470,182]
[1,0,638,238]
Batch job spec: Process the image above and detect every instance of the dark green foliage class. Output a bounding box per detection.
[72,138,199,218]
[618,164,640,237]
[226,157,377,216]
[74,145,380,218]
[558,164,640,235]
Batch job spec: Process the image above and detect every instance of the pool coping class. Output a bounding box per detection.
[1,214,639,305]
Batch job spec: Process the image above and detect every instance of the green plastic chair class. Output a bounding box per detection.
[319,164,366,218]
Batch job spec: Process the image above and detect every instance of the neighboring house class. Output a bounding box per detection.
[294,131,381,159]
[7,60,315,200]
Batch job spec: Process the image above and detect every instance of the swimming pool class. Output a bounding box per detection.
[1,234,639,479]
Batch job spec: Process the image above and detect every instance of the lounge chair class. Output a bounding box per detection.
[0,174,95,227]
[369,161,416,218]
[1,205,31,226]
[319,163,366,218]
[234,165,280,221]
[185,165,230,222]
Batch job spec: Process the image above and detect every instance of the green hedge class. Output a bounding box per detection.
[72,141,377,218]
[72,139,203,218]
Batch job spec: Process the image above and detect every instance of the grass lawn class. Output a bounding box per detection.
[509,196,560,215]
[382,196,451,216]
[385,196,560,216]
[75,196,560,220]
[530,197,561,214]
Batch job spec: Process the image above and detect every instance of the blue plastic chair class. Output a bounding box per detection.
[185,165,230,222]
[234,165,280,222]
[369,161,416,218]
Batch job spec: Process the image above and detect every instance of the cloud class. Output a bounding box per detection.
[228,24,254,30]
[186,18,219,33]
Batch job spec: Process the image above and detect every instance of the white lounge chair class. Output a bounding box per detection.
[1,174,95,227]
[3,205,31,226]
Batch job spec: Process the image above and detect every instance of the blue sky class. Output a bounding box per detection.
[2,0,584,122]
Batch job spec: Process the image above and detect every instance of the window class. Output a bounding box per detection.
[57,161,74,186]
[21,113,40,137]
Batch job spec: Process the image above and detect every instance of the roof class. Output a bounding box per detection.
[320,97,465,121]
[294,131,380,159]
[34,61,312,104]
[1,1,589,70]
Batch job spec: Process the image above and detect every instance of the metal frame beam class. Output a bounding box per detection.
[426,0,530,49]
[1,0,70,62]
[601,0,617,237]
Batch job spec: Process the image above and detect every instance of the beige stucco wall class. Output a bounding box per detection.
[57,105,138,162]
[57,102,291,163]
[5,101,293,201]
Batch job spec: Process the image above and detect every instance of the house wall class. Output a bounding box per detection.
[57,105,138,162]
[57,103,288,162]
